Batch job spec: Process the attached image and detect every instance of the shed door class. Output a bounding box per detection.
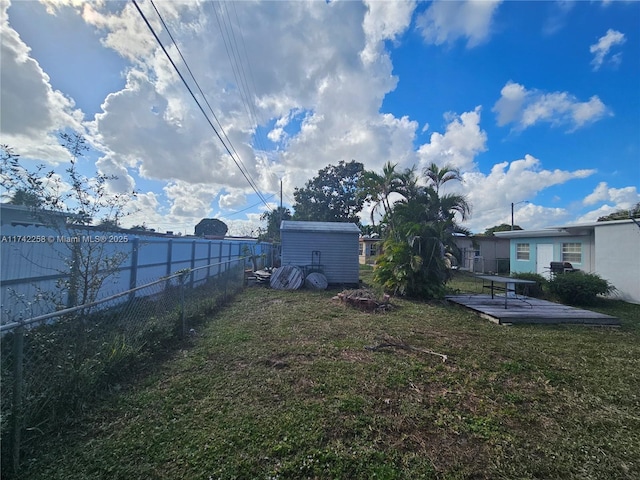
[536,244,553,279]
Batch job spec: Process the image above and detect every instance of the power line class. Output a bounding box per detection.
[210,1,277,182]
[146,0,269,209]
[224,194,276,217]
[132,0,272,211]
[226,1,270,155]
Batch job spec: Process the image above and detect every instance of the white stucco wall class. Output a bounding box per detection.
[595,221,640,304]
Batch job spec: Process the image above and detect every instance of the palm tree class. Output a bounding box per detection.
[373,166,471,299]
[360,162,419,237]
[360,162,400,226]
[423,162,462,194]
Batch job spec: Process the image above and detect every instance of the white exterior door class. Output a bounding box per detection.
[536,244,554,278]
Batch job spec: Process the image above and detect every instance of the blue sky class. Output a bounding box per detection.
[1,0,638,235]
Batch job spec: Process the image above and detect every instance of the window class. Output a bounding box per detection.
[562,243,581,263]
[516,243,530,261]
[369,243,377,256]
[359,242,364,255]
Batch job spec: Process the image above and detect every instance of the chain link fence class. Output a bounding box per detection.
[1,257,247,477]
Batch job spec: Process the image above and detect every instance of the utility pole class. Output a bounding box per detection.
[511,203,514,231]
[511,200,529,230]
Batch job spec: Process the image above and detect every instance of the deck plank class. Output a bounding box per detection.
[445,294,619,325]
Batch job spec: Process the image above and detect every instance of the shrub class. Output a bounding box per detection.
[511,272,548,298]
[548,272,615,305]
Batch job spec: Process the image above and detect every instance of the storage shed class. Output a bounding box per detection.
[280,220,360,285]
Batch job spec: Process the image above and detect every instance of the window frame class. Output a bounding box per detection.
[562,242,582,264]
[516,243,530,261]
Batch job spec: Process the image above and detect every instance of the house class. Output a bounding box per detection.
[0,204,82,227]
[280,221,360,285]
[355,233,510,272]
[453,235,510,274]
[359,236,381,265]
[495,219,640,304]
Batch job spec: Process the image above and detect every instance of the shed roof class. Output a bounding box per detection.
[280,220,360,234]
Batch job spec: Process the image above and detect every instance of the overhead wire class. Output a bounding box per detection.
[227,1,271,155]
[132,0,272,211]
[210,1,282,195]
[211,3,253,134]
[147,0,270,210]
[224,194,276,218]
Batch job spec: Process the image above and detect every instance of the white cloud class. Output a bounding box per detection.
[71,1,420,219]
[493,81,611,132]
[94,153,135,193]
[122,191,164,230]
[417,107,487,173]
[590,29,626,71]
[574,181,640,223]
[461,154,595,231]
[416,0,501,48]
[218,190,247,211]
[163,181,219,221]
[542,0,575,36]
[361,0,415,64]
[4,0,636,238]
[0,0,83,162]
[583,181,639,207]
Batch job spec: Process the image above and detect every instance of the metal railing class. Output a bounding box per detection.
[1,257,247,477]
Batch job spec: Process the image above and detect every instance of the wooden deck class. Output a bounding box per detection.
[445,294,620,326]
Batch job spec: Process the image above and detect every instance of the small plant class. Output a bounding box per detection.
[511,272,548,298]
[549,271,615,305]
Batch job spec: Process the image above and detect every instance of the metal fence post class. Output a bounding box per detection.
[180,271,187,337]
[128,238,139,302]
[11,322,25,473]
[190,241,196,289]
[166,239,173,277]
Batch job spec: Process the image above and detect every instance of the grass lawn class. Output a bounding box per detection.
[15,267,640,479]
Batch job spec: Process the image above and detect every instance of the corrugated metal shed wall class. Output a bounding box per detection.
[280,221,360,285]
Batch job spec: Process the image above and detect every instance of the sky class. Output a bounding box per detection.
[1,0,639,236]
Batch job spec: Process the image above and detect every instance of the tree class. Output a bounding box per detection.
[130,223,155,232]
[194,218,228,237]
[597,203,640,221]
[97,218,121,231]
[259,206,292,243]
[360,224,382,237]
[292,160,365,224]
[373,163,471,299]
[483,223,522,235]
[9,188,42,207]
[1,134,136,308]
[359,162,417,236]
[423,162,462,194]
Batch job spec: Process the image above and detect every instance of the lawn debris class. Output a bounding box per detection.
[332,288,391,312]
[365,336,448,362]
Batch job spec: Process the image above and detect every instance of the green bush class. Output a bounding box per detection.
[511,272,548,298]
[548,272,615,305]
